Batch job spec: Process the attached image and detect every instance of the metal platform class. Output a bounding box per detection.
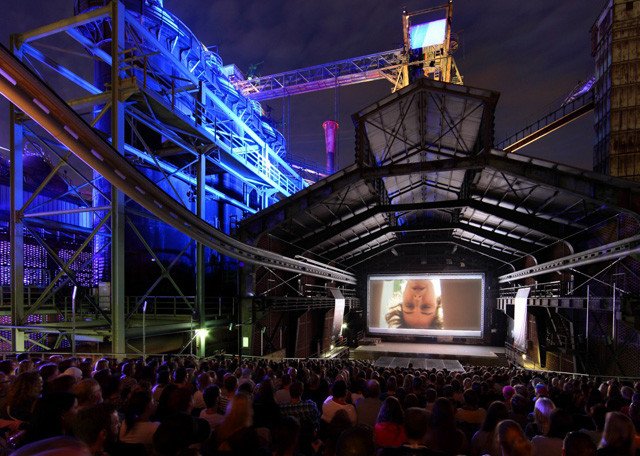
[373,356,465,372]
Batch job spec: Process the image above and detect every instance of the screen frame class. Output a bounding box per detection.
[367,273,485,338]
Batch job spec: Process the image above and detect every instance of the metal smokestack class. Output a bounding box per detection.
[322,120,339,174]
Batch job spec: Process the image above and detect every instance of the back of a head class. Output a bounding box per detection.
[272,416,301,456]
[563,431,596,456]
[332,379,347,399]
[547,408,574,439]
[431,397,455,427]
[377,396,403,425]
[463,388,479,408]
[290,381,303,399]
[533,397,555,431]
[173,366,187,384]
[203,385,220,409]
[366,379,380,398]
[153,413,210,456]
[223,373,238,392]
[601,411,635,455]
[336,425,375,456]
[497,419,531,456]
[404,407,429,441]
[482,401,509,432]
[73,378,101,406]
[73,403,115,447]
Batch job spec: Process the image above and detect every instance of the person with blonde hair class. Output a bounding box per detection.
[213,392,262,454]
[525,397,555,439]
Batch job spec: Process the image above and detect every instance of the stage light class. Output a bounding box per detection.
[195,328,209,339]
[330,344,335,350]
[521,353,527,360]
[341,323,348,330]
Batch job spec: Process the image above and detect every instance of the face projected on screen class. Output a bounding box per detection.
[401,279,438,328]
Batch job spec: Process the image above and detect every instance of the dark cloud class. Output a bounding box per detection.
[1,1,604,171]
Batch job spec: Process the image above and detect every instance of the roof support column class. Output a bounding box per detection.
[196,151,206,357]
[9,37,25,352]
[110,0,126,357]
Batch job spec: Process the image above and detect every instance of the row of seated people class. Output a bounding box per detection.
[0,353,636,455]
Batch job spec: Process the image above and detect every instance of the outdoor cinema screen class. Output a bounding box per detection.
[367,274,484,337]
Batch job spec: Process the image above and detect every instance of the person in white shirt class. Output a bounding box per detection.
[192,372,212,411]
[274,374,292,405]
[119,390,160,452]
[321,380,356,425]
[199,385,225,432]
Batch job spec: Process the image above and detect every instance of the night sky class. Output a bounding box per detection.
[0,0,604,172]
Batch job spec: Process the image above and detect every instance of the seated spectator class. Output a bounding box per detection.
[72,378,103,412]
[379,407,439,456]
[72,403,120,456]
[279,381,319,454]
[525,397,555,439]
[597,411,635,456]
[336,425,375,456]
[356,379,382,427]
[209,392,263,455]
[22,392,78,445]
[531,408,573,456]
[253,379,281,432]
[471,401,509,456]
[152,369,170,403]
[271,415,301,456]
[496,420,531,456]
[509,394,530,430]
[193,372,212,411]
[563,431,597,456]
[424,397,467,455]
[4,371,42,421]
[503,385,516,406]
[374,396,406,448]
[218,374,238,415]
[119,389,159,451]
[321,380,356,425]
[580,404,607,446]
[154,412,210,456]
[275,374,292,405]
[425,388,437,413]
[200,385,225,432]
[455,388,486,441]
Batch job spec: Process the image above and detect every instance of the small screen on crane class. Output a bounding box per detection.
[409,18,447,49]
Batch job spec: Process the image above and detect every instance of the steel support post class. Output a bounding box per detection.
[9,38,25,352]
[110,1,126,357]
[238,267,256,358]
[196,152,206,357]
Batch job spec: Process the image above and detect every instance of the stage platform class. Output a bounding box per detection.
[373,357,465,372]
[353,342,506,367]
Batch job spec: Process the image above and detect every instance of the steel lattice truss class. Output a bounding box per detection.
[240,78,640,287]
[234,49,407,101]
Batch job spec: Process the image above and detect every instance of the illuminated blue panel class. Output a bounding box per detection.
[409,19,447,49]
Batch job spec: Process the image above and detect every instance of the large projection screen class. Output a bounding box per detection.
[368,274,484,337]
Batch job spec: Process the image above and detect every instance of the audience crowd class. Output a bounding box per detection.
[0,353,636,455]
